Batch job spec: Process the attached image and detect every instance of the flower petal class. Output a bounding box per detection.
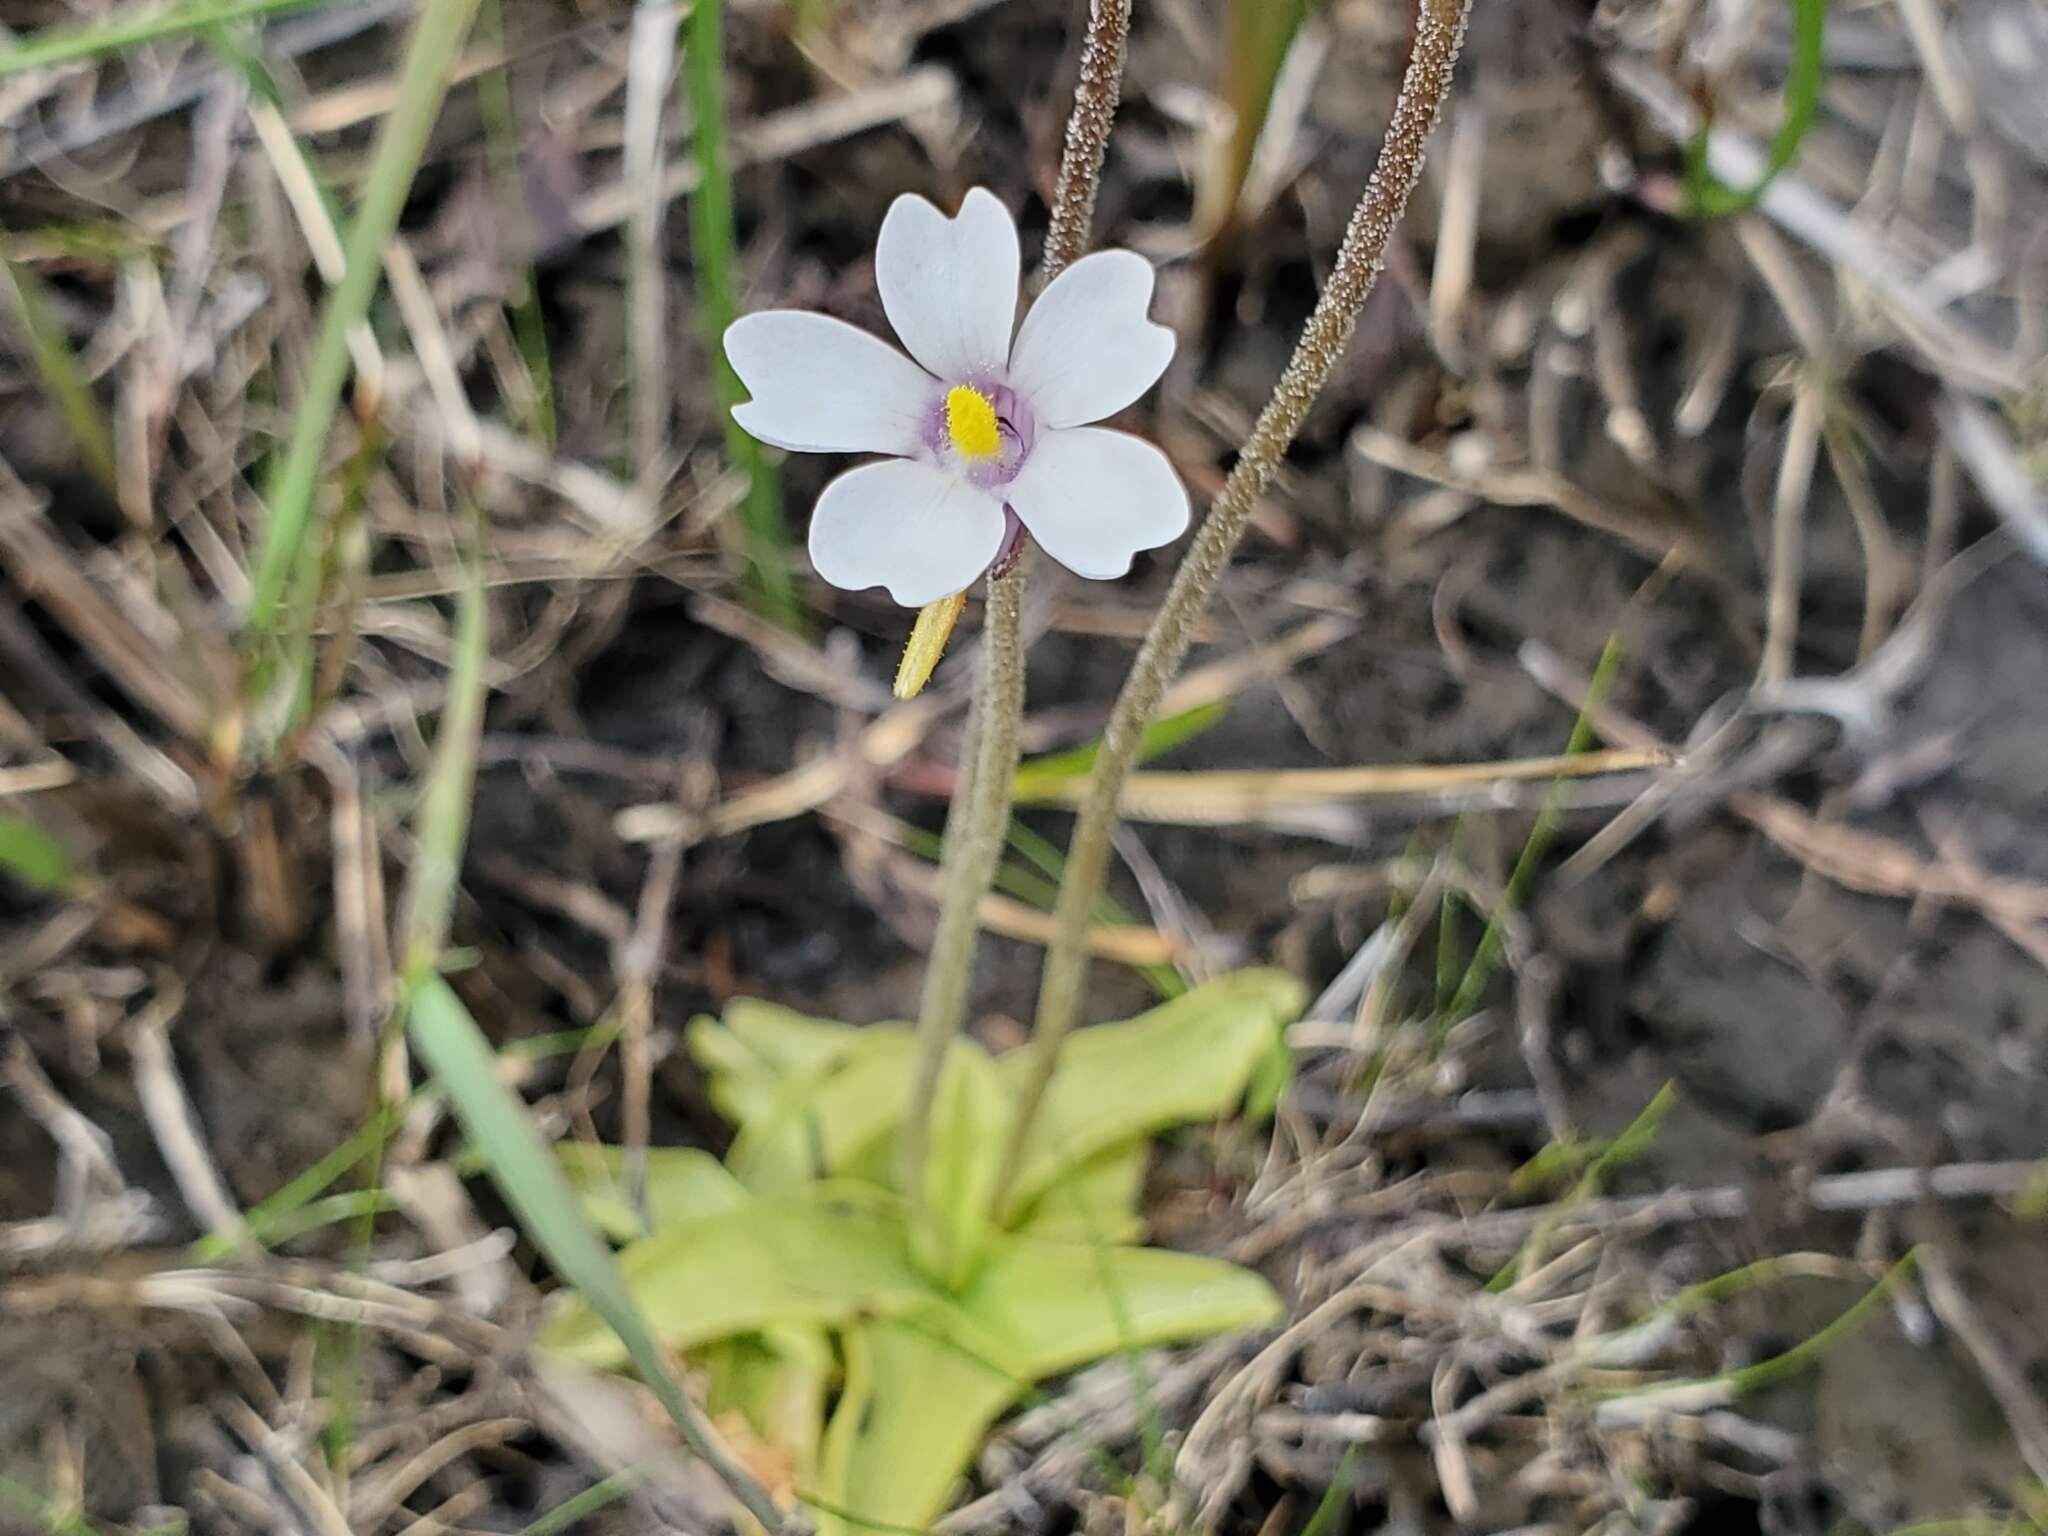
[725,310,940,455]
[1005,427,1190,581]
[1005,251,1175,429]
[876,188,1021,385]
[808,458,1007,606]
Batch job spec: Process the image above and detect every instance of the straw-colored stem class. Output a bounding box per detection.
[624,0,678,481]
[900,0,1133,1223]
[995,0,1472,1207]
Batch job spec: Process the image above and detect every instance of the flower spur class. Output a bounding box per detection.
[722,188,1190,617]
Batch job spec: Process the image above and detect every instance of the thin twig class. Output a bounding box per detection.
[1917,1241,2048,1484]
[996,0,1472,1210]
[613,720,708,1222]
[128,980,252,1248]
[1760,375,1823,686]
[3,1039,125,1216]
[0,458,208,741]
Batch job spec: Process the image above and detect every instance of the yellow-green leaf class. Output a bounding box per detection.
[825,1308,1025,1536]
[703,1322,833,1492]
[690,1003,920,1190]
[725,1028,917,1191]
[686,1000,861,1125]
[827,1239,1283,1534]
[997,968,1303,1220]
[722,997,867,1073]
[555,1143,747,1242]
[1012,1141,1147,1245]
[538,1196,936,1366]
[962,1234,1283,1379]
[910,1039,1008,1288]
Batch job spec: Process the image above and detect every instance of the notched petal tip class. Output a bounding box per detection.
[876,184,1022,385]
[719,309,940,457]
[1003,426,1190,583]
[959,185,1007,218]
[1006,249,1178,430]
[727,398,771,439]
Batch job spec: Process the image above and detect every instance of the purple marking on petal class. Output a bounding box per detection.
[988,507,1024,579]
[969,381,1038,490]
[919,397,951,461]
[922,376,1043,491]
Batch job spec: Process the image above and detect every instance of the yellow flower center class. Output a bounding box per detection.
[945,385,1001,461]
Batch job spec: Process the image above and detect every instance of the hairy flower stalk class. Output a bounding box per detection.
[900,0,1135,1229]
[994,0,1473,1210]
[1042,0,1134,276]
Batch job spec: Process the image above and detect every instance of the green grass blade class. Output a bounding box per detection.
[326,515,482,1446]
[398,519,488,980]
[243,0,484,640]
[314,503,489,1461]
[1298,1446,1361,1536]
[1685,0,1828,216]
[474,0,556,449]
[0,1472,100,1536]
[514,1467,647,1536]
[1600,1251,1863,1355]
[684,0,799,627]
[1012,701,1226,802]
[188,1026,615,1265]
[892,815,1181,998]
[404,976,790,1534]
[243,1189,401,1247]
[187,1104,404,1261]
[1001,818,1183,998]
[1448,630,1623,1020]
[0,0,326,76]
[1434,820,1466,1013]
[1596,1250,1919,1407]
[0,812,78,895]
[1199,0,1317,235]
[0,258,118,494]
[390,518,779,1526]
[1718,1248,1915,1394]
[1490,1081,1674,1291]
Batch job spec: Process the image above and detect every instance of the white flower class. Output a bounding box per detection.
[723,188,1190,607]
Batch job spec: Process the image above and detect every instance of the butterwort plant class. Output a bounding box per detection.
[414,0,1474,1527]
[723,189,1189,609]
